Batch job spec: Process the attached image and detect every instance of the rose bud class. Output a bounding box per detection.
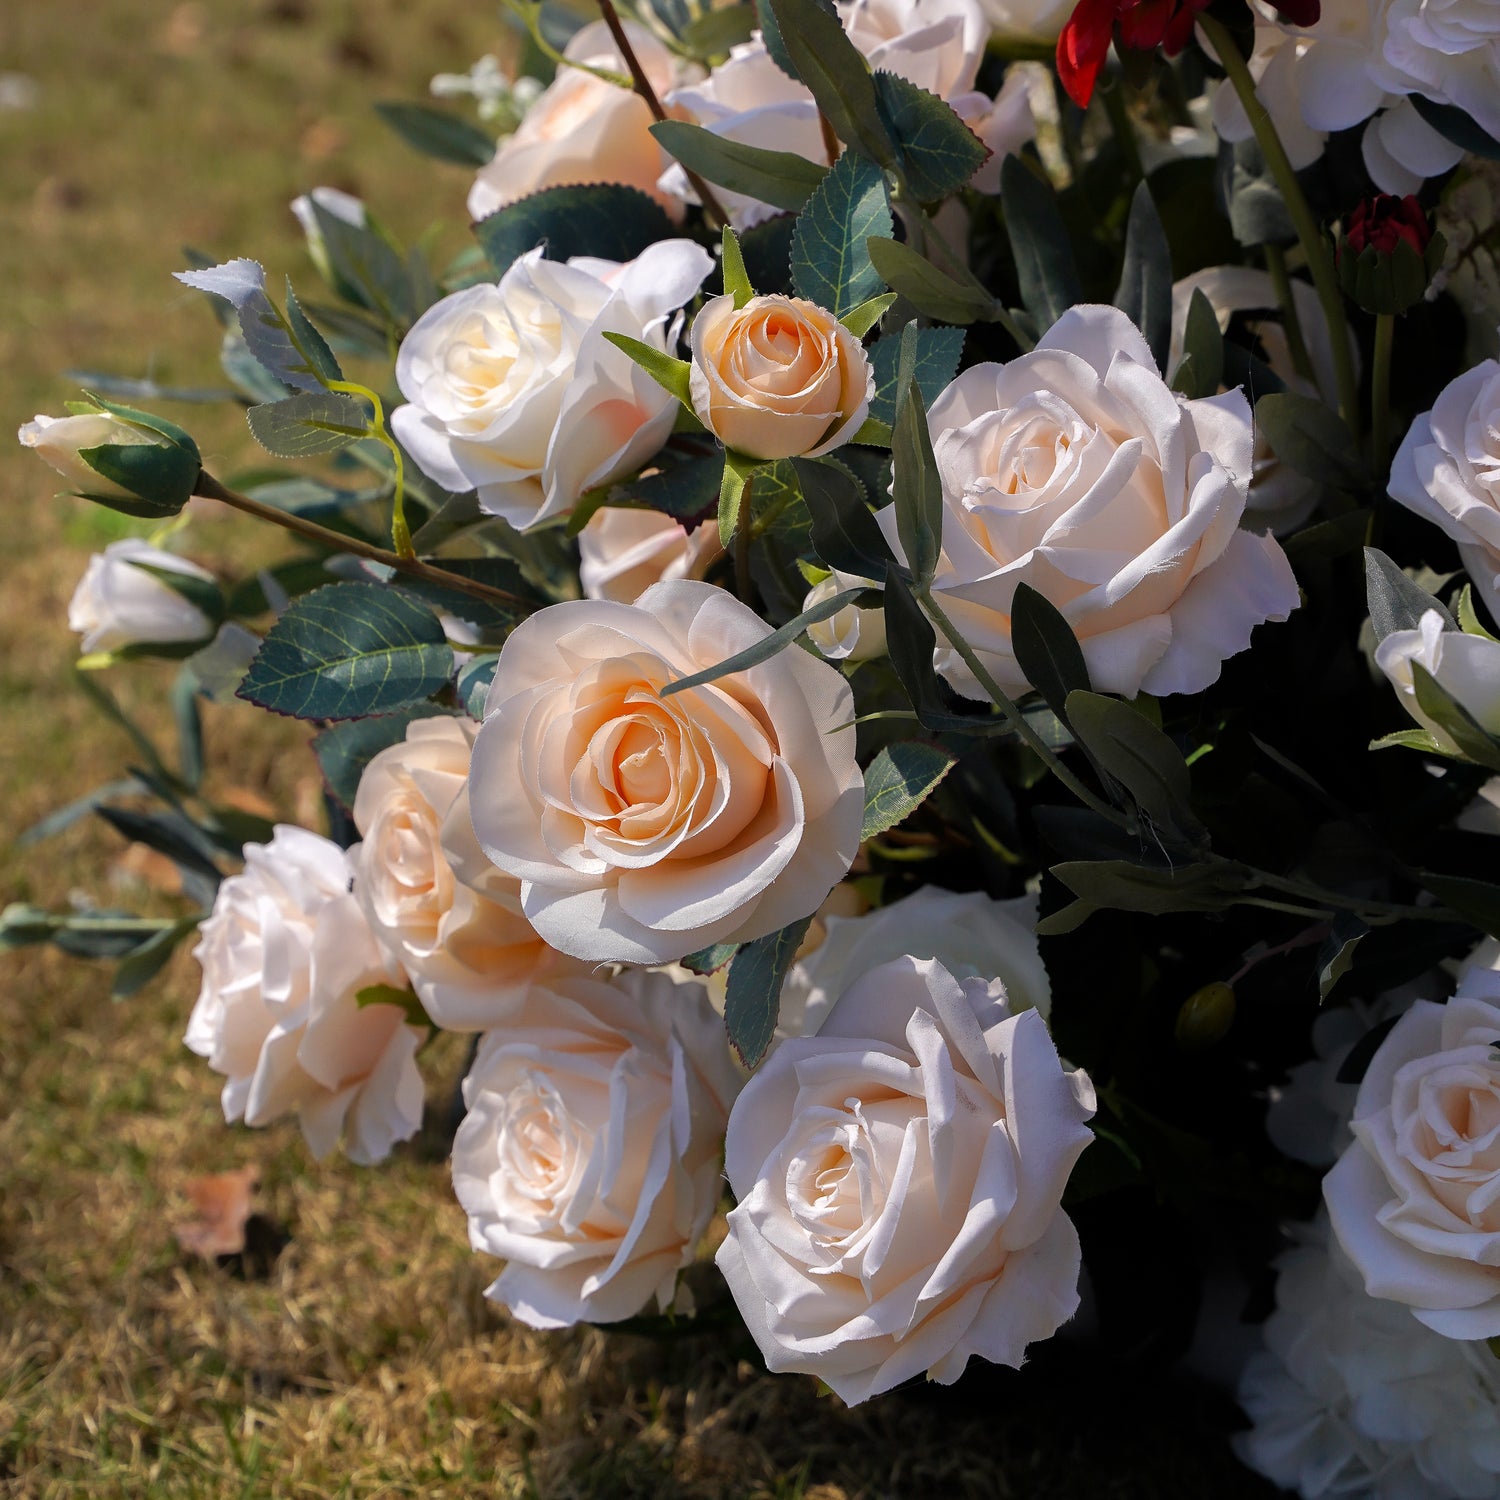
[1174,981,1236,1050]
[688,294,873,461]
[1337,195,1445,316]
[68,538,219,657]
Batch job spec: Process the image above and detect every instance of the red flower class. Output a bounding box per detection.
[1057,0,1323,110]
[1342,194,1432,258]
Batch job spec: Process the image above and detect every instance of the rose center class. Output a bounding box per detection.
[499,1072,589,1207]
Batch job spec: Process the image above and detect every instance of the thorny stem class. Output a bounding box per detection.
[916,585,1129,826]
[193,471,533,612]
[595,0,731,231]
[1199,14,1360,434]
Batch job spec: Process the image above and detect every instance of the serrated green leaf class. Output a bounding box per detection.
[682,941,739,975]
[791,152,893,317]
[861,741,957,838]
[1113,182,1173,374]
[650,120,826,214]
[867,324,965,427]
[866,235,996,324]
[611,454,723,527]
[1000,155,1081,333]
[474,183,679,279]
[237,582,453,721]
[246,392,369,459]
[1011,582,1090,721]
[872,71,987,202]
[310,201,414,326]
[1365,547,1456,640]
[725,915,814,1065]
[375,99,497,166]
[283,281,344,387]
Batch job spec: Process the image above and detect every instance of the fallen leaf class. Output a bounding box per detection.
[174,1166,259,1258]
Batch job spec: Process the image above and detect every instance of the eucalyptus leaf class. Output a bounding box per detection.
[1365,547,1456,640]
[1173,287,1224,399]
[1257,392,1367,490]
[890,350,942,587]
[1000,154,1081,333]
[1050,858,1248,915]
[651,120,826,214]
[1410,663,1500,773]
[1011,583,1090,721]
[1113,181,1173,373]
[1316,912,1367,1000]
[867,235,996,324]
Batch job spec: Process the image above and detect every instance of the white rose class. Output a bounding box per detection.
[1326,956,1500,1339]
[1369,0,1500,145]
[689,293,873,460]
[19,411,173,501]
[1236,1215,1500,1500]
[391,240,713,531]
[802,572,887,663]
[1375,609,1500,754]
[1388,354,1500,621]
[578,505,723,604]
[452,967,740,1328]
[1170,266,1361,533]
[66,537,216,655]
[351,716,570,1031]
[780,885,1050,1036]
[717,955,1095,1405]
[468,579,865,965]
[185,827,425,1166]
[661,0,1034,226]
[468,22,685,223]
[883,304,1300,701]
[974,0,1078,43]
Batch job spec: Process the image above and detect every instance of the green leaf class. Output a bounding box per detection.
[1410,663,1500,772]
[793,454,895,579]
[1011,583,1090,721]
[1065,690,1209,850]
[861,741,958,838]
[600,332,693,408]
[1050,858,1248,915]
[283,282,344,387]
[679,2,758,56]
[390,556,533,630]
[237,582,454,721]
[1365,547,1456,640]
[312,709,437,810]
[871,72,987,201]
[724,915,815,1065]
[1173,287,1225,399]
[246,392,369,459]
[1316,912,1367,1001]
[650,120,826,215]
[891,331,942,587]
[1000,155,1081,333]
[740,212,798,295]
[1369,727,1449,755]
[840,292,896,339]
[112,916,201,1000]
[883,572,1007,737]
[375,99,497,167]
[791,151,893,317]
[1420,872,1500,938]
[1113,182,1173,374]
[355,982,433,1029]
[756,0,836,79]
[681,942,739,976]
[95,805,224,903]
[1457,584,1497,640]
[474,183,678,279]
[309,201,414,326]
[867,324,965,427]
[612,454,723,526]
[1257,392,1367,490]
[457,654,498,719]
[720,223,754,308]
[658,585,866,697]
[717,450,761,548]
[75,441,201,518]
[866,235,996,324]
[765,0,894,167]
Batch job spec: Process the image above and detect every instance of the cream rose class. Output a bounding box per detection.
[975,0,1077,42]
[578,506,723,604]
[1370,0,1500,146]
[19,411,174,501]
[717,955,1095,1405]
[1326,959,1500,1339]
[1388,354,1500,621]
[882,304,1300,700]
[468,21,685,223]
[67,537,216,655]
[351,716,567,1031]
[802,572,888,663]
[1375,609,1500,755]
[467,579,865,965]
[451,967,740,1328]
[391,240,713,531]
[185,826,425,1166]
[689,294,872,460]
[780,885,1050,1036]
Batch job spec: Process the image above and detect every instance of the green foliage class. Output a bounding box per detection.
[791,152,893,317]
[890,328,942,587]
[1000,155,1081,333]
[861,742,958,838]
[867,235,997,324]
[473,184,679,279]
[375,100,497,167]
[866,325,965,426]
[721,224,754,307]
[1173,288,1225,399]
[793,455,894,579]
[650,121,826,214]
[1113,182,1172,373]
[600,333,693,408]
[724,915,815,1065]
[1364,547,1456,639]
[1257,392,1367,489]
[238,582,454,721]
[1011,583,1090,723]
[871,73,988,201]
[246,392,369,459]
[313,709,439,810]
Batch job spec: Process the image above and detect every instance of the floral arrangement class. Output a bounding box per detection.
[13,0,1500,1488]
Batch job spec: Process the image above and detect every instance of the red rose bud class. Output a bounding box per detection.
[1337,195,1443,315]
[1057,0,1212,109]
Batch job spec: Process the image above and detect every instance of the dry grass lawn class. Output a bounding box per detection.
[0,3,1278,1495]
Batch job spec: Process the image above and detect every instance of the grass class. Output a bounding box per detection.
[0,3,1279,1495]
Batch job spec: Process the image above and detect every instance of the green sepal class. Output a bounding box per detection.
[840,292,896,338]
[355,983,434,1030]
[717,450,762,549]
[76,443,201,518]
[722,224,754,309]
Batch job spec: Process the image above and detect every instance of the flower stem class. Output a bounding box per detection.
[916,585,1128,826]
[1371,311,1395,479]
[735,472,755,605]
[1100,79,1143,184]
[1199,14,1360,435]
[328,379,412,559]
[595,0,731,231]
[1263,243,1316,386]
[193,470,533,612]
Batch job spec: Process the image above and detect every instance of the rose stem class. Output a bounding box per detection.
[193,470,532,611]
[1099,79,1143,184]
[594,0,732,232]
[1263,244,1317,386]
[1370,311,1395,477]
[734,472,756,605]
[1199,14,1360,434]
